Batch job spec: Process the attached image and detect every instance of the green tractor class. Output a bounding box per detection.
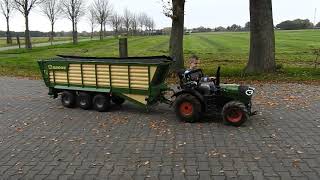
[172,67,255,126]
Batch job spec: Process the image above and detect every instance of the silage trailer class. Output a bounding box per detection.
[38,55,173,111]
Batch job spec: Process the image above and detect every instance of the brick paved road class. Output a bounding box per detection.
[0,77,320,180]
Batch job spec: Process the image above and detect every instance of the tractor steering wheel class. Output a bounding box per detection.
[215,67,221,86]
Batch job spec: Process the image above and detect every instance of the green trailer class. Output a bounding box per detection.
[38,55,173,111]
[39,55,255,126]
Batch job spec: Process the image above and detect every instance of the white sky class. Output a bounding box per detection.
[0,0,319,32]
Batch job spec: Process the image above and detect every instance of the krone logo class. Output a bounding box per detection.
[48,65,66,70]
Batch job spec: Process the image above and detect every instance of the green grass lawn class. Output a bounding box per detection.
[0,30,319,81]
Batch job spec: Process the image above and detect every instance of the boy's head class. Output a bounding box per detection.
[189,55,200,70]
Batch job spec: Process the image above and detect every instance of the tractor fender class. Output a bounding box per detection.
[172,89,205,111]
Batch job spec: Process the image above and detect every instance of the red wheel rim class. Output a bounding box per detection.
[180,102,193,116]
[226,109,243,123]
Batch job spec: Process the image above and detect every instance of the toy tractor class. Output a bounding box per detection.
[39,55,255,127]
[172,67,255,126]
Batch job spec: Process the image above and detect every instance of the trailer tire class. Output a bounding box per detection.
[61,91,76,108]
[78,92,92,110]
[112,96,125,105]
[174,94,202,123]
[222,101,248,127]
[93,94,111,112]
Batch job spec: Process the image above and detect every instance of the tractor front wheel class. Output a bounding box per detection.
[174,94,202,123]
[222,101,248,127]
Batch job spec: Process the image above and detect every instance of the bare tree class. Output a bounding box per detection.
[40,0,61,45]
[123,8,132,33]
[87,6,96,40]
[245,0,276,73]
[163,0,185,70]
[130,13,138,35]
[13,0,43,49]
[92,0,112,40]
[62,0,85,45]
[144,16,151,35]
[0,0,14,44]
[138,12,147,34]
[150,18,155,32]
[144,16,155,35]
[109,12,122,35]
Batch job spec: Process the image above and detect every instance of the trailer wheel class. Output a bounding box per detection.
[174,94,202,123]
[61,91,76,108]
[93,94,111,112]
[78,92,92,110]
[112,96,125,105]
[222,101,248,127]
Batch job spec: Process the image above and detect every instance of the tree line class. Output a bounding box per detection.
[191,18,320,33]
[0,0,156,49]
[276,19,318,30]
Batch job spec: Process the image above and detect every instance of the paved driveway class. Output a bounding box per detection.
[0,77,320,180]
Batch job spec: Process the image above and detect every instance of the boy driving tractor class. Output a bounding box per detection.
[183,55,215,83]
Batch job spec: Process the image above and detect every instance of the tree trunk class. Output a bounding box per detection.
[6,17,12,45]
[72,19,78,45]
[25,15,32,49]
[50,23,54,45]
[91,25,94,40]
[75,22,78,44]
[169,0,185,71]
[115,28,118,36]
[245,0,276,73]
[140,25,143,35]
[100,23,103,40]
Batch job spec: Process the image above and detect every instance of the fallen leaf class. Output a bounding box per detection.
[292,159,300,168]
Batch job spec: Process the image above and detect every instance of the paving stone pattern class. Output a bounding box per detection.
[0,77,320,180]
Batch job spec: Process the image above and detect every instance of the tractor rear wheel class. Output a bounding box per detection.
[112,95,125,105]
[93,94,111,112]
[78,92,92,110]
[174,94,202,123]
[222,101,248,127]
[61,91,76,108]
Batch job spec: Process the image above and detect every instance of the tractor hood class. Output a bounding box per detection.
[220,84,255,103]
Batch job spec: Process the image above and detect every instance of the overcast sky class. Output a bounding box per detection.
[0,0,319,32]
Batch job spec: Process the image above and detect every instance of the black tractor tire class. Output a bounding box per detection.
[93,94,111,112]
[174,94,202,123]
[112,95,125,105]
[78,92,92,110]
[222,101,249,127]
[61,91,76,108]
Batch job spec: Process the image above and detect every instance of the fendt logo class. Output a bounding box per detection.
[245,87,255,96]
[48,65,67,70]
